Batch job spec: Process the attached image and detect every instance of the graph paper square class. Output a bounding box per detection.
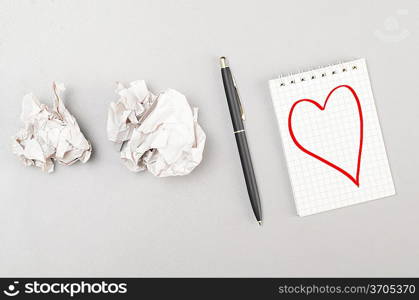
[269,59,395,216]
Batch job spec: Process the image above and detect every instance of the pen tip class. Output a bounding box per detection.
[258,221,262,226]
[220,56,228,68]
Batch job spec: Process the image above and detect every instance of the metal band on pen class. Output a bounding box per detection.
[234,129,245,134]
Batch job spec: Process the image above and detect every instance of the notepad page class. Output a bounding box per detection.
[269,59,395,216]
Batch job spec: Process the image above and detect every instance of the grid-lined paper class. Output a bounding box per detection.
[269,59,395,216]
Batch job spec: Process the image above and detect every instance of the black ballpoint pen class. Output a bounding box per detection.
[220,56,263,226]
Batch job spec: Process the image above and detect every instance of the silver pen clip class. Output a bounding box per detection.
[232,74,245,121]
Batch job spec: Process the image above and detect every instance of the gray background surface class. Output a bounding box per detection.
[0,0,418,277]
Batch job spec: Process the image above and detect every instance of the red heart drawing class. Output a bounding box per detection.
[288,85,364,186]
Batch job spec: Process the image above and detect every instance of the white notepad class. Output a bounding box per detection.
[269,59,395,216]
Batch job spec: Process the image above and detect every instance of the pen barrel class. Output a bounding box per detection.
[235,131,262,221]
[221,68,244,132]
[221,65,262,222]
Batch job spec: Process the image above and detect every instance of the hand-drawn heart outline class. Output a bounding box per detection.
[288,85,364,186]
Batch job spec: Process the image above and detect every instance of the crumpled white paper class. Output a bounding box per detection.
[107,80,206,177]
[12,83,92,172]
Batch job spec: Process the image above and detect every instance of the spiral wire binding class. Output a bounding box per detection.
[278,60,359,87]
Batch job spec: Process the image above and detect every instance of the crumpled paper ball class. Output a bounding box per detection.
[107,80,206,177]
[12,83,92,172]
